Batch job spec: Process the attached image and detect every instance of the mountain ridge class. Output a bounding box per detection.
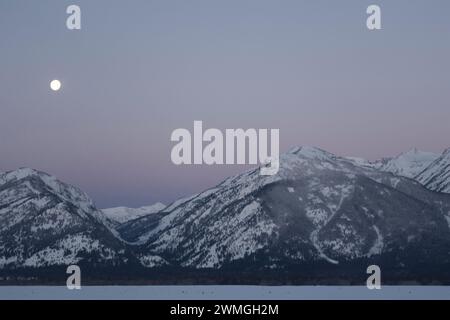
[1,147,450,284]
[416,148,450,194]
[118,146,450,272]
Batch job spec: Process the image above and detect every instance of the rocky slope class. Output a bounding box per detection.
[373,148,439,179]
[0,168,133,269]
[416,148,450,194]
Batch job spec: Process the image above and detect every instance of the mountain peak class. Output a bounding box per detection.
[1,167,42,181]
[0,168,55,188]
[0,167,100,218]
[0,167,130,269]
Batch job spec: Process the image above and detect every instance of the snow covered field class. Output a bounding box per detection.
[0,286,449,300]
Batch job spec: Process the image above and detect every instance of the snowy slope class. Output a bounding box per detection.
[103,203,166,224]
[374,148,440,179]
[0,168,134,269]
[416,148,450,193]
[344,156,377,169]
[119,146,450,270]
[2,146,450,282]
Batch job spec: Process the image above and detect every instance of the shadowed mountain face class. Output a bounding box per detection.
[119,147,450,274]
[1,147,450,284]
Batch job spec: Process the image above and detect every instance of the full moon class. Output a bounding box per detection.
[50,80,61,91]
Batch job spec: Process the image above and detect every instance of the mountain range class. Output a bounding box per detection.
[1,147,450,284]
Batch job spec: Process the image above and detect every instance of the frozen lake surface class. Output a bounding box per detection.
[0,286,449,300]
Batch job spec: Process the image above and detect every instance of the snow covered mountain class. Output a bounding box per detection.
[373,148,440,179]
[0,168,133,269]
[2,146,450,283]
[416,148,450,193]
[119,147,450,276]
[102,203,166,224]
[366,147,450,194]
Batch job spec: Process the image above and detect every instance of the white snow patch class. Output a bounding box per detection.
[367,226,384,257]
[102,202,166,224]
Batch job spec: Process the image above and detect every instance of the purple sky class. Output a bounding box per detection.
[1,0,450,208]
